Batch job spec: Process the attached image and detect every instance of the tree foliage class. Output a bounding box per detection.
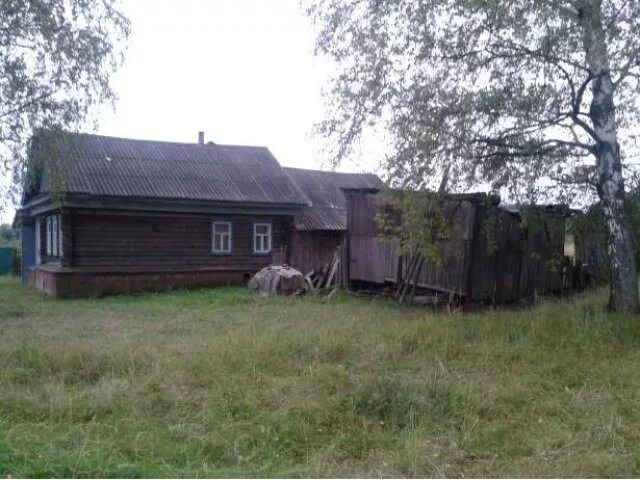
[0,222,18,242]
[308,0,639,201]
[1,0,130,207]
[375,191,451,264]
[308,0,640,311]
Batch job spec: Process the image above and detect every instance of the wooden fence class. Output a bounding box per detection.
[344,190,570,305]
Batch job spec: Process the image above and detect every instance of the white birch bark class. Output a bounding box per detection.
[579,0,639,312]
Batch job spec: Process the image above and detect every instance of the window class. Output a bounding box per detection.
[35,216,41,265]
[253,222,272,254]
[58,216,63,257]
[44,213,62,258]
[52,215,58,256]
[46,216,52,256]
[212,221,232,253]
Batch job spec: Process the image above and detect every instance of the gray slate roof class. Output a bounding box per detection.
[35,132,309,206]
[284,167,383,231]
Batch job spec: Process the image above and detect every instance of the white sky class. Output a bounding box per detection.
[0,0,383,224]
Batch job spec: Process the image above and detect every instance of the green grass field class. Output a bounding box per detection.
[1,276,639,478]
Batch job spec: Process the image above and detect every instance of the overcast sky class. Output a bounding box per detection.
[0,0,383,224]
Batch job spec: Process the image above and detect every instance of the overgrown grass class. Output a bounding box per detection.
[0,276,639,477]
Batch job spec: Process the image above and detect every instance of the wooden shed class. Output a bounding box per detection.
[285,168,382,275]
[345,190,569,305]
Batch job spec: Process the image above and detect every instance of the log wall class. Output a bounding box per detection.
[28,266,246,298]
[68,209,290,270]
[29,208,294,297]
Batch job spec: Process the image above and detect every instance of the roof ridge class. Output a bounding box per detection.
[284,166,378,176]
[57,131,271,150]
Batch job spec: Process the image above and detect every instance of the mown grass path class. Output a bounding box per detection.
[0,276,639,477]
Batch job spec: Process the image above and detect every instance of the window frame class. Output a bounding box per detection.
[253,222,272,255]
[211,221,233,255]
[51,214,59,257]
[35,216,41,265]
[44,213,62,259]
[46,216,52,256]
[58,214,63,258]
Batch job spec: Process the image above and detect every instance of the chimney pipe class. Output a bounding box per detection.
[198,131,204,145]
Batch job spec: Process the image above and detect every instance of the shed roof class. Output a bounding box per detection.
[284,167,383,231]
[29,132,309,206]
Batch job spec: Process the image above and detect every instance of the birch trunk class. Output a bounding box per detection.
[579,1,639,312]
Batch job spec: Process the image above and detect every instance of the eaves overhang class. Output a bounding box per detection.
[24,193,308,217]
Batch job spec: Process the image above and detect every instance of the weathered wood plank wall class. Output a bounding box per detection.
[346,190,568,304]
[574,230,610,281]
[346,191,389,284]
[415,200,476,295]
[289,231,343,274]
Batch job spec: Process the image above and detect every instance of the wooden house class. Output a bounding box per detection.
[14,131,379,297]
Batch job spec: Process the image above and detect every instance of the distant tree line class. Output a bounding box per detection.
[0,223,19,246]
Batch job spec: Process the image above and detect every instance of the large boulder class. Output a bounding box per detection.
[248,265,305,296]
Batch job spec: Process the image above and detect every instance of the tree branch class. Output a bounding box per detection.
[472,136,596,157]
[0,90,59,119]
[570,72,599,141]
[612,55,640,88]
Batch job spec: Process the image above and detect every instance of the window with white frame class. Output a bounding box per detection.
[46,216,52,256]
[52,215,58,256]
[212,221,232,253]
[253,222,272,254]
[58,215,63,257]
[35,216,41,265]
[45,213,62,258]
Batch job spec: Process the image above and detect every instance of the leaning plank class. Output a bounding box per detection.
[415,282,467,297]
[317,264,330,289]
[326,252,340,288]
[305,274,317,295]
[396,253,419,301]
[408,257,424,304]
[394,253,412,300]
[399,254,422,304]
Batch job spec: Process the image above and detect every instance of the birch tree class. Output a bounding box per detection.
[308,0,640,312]
[1,0,130,208]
